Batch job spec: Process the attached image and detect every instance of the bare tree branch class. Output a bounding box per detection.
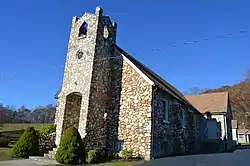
[184,87,209,95]
[245,69,250,80]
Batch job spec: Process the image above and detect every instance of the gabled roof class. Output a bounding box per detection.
[185,92,229,114]
[55,45,202,115]
[232,120,238,129]
[116,46,202,115]
[238,129,250,135]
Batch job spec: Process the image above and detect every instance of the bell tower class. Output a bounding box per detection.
[55,7,117,148]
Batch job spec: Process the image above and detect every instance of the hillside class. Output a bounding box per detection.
[203,79,250,129]
[1,80,249,129]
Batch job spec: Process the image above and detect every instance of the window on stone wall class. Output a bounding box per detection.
[193,113,196,130]
[78,22,88,37]
[180,109,186,128]
[103,25,109,39]
[163,100,169,123]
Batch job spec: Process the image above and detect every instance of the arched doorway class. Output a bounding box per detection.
[62,92,82,134]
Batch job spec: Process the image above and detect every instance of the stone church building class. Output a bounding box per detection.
[54,7,209,160]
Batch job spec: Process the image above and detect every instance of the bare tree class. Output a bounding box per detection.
[243,69,250,95]
[183,87,209,95]
[189,87,200,95]
[245,69,250,80]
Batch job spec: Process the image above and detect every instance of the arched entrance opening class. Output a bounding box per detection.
[62,92,82,134]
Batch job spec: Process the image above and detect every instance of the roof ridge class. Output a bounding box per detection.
[115,45,202,115]
[185,91,229,97]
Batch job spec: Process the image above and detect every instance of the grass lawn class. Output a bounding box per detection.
[0,148,20,161]
[0,123,49,132]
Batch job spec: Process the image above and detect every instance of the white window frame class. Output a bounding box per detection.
[181,109,186,128]
[163,99,169,123]
[188,109,196,130]
[239,134,244,139]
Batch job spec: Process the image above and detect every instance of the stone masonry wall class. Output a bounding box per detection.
[84,15,117,149]
[39,133,56,153]
[196,113,208,152]
[105,48,123,150]
[55,11,99,146]
[117,59,153,160]
[55,7,117,147]
[152,88,206,158]
[226,104,233,150]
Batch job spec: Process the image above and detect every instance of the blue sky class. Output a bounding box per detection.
[0,0,249,109]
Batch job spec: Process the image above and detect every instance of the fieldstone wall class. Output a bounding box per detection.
[226,103,233,150]
[84,14,117,150]
[55,11,99,146]
[196,112,208,151]
[117,59,153,160]
[152,88,207,158]
[152,89,177,158]
[39,133,56,153]
[55,7,117,147]
[105,48,123,150]
[186,109,197,153]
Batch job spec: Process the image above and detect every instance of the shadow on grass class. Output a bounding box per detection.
[0,147,21,162]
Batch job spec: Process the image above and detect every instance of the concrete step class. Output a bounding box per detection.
[44,150,58,159]
[44,153,54,159]
[29,156,60,165]
[48,150,56,156]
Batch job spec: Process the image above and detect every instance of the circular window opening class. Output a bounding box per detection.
[76,51,83,59]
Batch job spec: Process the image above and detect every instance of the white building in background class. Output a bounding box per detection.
[231,120,238,144]
[238,129,250,144]
[185,92,234,151]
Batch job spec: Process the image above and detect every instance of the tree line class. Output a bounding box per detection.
[0,104,56,124]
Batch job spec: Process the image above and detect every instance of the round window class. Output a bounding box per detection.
[76,50,83,59]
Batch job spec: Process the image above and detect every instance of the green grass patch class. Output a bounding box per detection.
[0,148,20,161]
[0,123,49,132]
[0,124,50,147]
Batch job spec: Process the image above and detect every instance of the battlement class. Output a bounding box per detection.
[73,7,117,31]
